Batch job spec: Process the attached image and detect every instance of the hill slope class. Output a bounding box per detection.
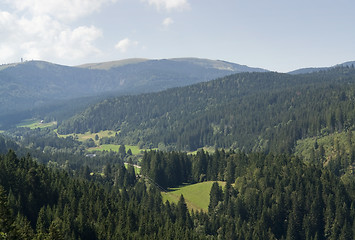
[0,58,267,126]
[58,66,355,152]
[288,60,355,74]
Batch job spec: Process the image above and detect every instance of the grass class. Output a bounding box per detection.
[87,144,144,155]
[162,181,226,212]
[124,163,141,174]
[78,58,148,70]
[188,146,217,155]
[88,144,121,152]
[57,130,156,156]
[17,119,57,129]
[125,145,144,155]
[57,130,118,143]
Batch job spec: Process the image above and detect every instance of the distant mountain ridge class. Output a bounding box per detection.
[0,57,267,126]
[77,57,267,72]
[288,60,355,74]
[2,57,355,128]
[77,58,149,70]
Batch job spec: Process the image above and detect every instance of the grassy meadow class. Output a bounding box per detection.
[162,181,226,212]
[15,122,167,157]
[57,130,157,156]
[56,130,118,142]
[188,146,216,155]
[17,119,57,129]
[124,163,141,174]
[88,144,144,155]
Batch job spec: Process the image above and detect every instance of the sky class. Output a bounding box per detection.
[1,0,355,72]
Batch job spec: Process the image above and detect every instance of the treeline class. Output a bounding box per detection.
[205,154,355,239]
[0,135,19,154]
[141,149,235,188]
[58,66,355,152]
[141,147,354,189]
[0,130,126,174]
[8,127,81,151]
[1,148,353,239]
[142,150,355,239]
[0,150,200,239]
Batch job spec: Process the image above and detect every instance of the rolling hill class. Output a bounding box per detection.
[288,60,355,74]
[58,66,355,152]
[0,58,267,127]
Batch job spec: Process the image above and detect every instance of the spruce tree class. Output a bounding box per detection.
[208,182,223,213]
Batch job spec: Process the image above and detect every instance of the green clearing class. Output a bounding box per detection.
[162,181,226,212]
[17,119,57,129]
[57,130,118,143]
[57,130,154,156]
[124,145,144,155]
[88,144,144,155]
[88,144,121,152]
[124,163,141,174]
[188,146,217,155]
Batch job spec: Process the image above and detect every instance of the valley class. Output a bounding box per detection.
[0,59,354,239]
[1,0,355,237]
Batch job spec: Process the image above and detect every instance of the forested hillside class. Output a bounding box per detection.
[58,66,355,153]
[0,58,265,128]
[0,148,353,239]
[0,149,198,239]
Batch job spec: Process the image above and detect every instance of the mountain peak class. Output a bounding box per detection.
[76,58,149,70]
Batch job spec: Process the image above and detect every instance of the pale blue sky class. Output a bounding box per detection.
[1,0,354,72]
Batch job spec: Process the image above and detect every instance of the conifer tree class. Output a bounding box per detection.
[0,185,18,239]
[208,182,223,213]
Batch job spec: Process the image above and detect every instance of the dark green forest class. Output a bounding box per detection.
[0,147,354,239]
[58,66,355,153]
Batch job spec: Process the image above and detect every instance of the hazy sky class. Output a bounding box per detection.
[1,0,354,72]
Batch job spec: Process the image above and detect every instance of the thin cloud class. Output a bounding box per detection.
[4,0,117,21]
[142,0,190,11]
[162,17,174,27]
[115,38,138,53]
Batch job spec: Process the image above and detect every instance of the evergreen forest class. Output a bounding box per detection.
[58,66,355,153]
[0,147,354,239]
